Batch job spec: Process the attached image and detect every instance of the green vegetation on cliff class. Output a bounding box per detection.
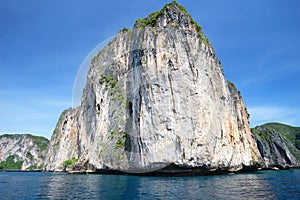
[99,75,117,89]
[26,163,44,170]
[134,1,210,44]
[0,134,14,140]
[26,152,34,161]
[93,2,211,67]
[63,158,79,167]
[118,27,130,33]
[27,134,49,151]
[0,155,23,170]
[226,80,242,98]
[135,1,189,28]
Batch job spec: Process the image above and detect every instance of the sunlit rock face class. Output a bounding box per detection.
[44,108,80,171]
[45,2,261,173]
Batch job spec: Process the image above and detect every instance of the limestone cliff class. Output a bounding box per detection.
[45,108,80,171]
[0,134,49,170]
[45,2,261,174]
[252,123,300,169]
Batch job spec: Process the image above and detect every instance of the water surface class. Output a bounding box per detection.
[0,169,299,199]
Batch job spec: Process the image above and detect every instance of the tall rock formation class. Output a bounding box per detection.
[0,134,49,170]
[45,2,261,174]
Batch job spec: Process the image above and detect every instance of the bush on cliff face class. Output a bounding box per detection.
[63,158,79,167]
[25,164,44,170]
[0,134,14,140]
[26,152,34,161]
[0,155,23,170]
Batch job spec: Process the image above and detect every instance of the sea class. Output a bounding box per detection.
[0,169,299,199]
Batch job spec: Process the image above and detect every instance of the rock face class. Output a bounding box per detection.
[252,123,300,169]
[45,2,261,173]
[0,134,49,170]
[44,108,80,171]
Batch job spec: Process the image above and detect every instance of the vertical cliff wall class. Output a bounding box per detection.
[45,2,261,173]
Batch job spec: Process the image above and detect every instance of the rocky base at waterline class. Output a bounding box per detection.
[66,162,260,176]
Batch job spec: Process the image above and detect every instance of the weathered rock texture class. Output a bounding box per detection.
[0,134,49,170]
[252,123,300,169]
[45,108,80,171]
[45,2,261,174]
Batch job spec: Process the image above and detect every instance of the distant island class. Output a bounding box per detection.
[0,134,48,170]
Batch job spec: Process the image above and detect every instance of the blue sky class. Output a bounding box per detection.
[1,0,299,138]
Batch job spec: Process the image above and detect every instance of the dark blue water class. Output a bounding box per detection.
[0,169,300,199]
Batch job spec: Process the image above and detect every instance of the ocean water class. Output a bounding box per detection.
[0,169,299,200]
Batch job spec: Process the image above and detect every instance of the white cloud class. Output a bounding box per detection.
[248,106,299,127]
